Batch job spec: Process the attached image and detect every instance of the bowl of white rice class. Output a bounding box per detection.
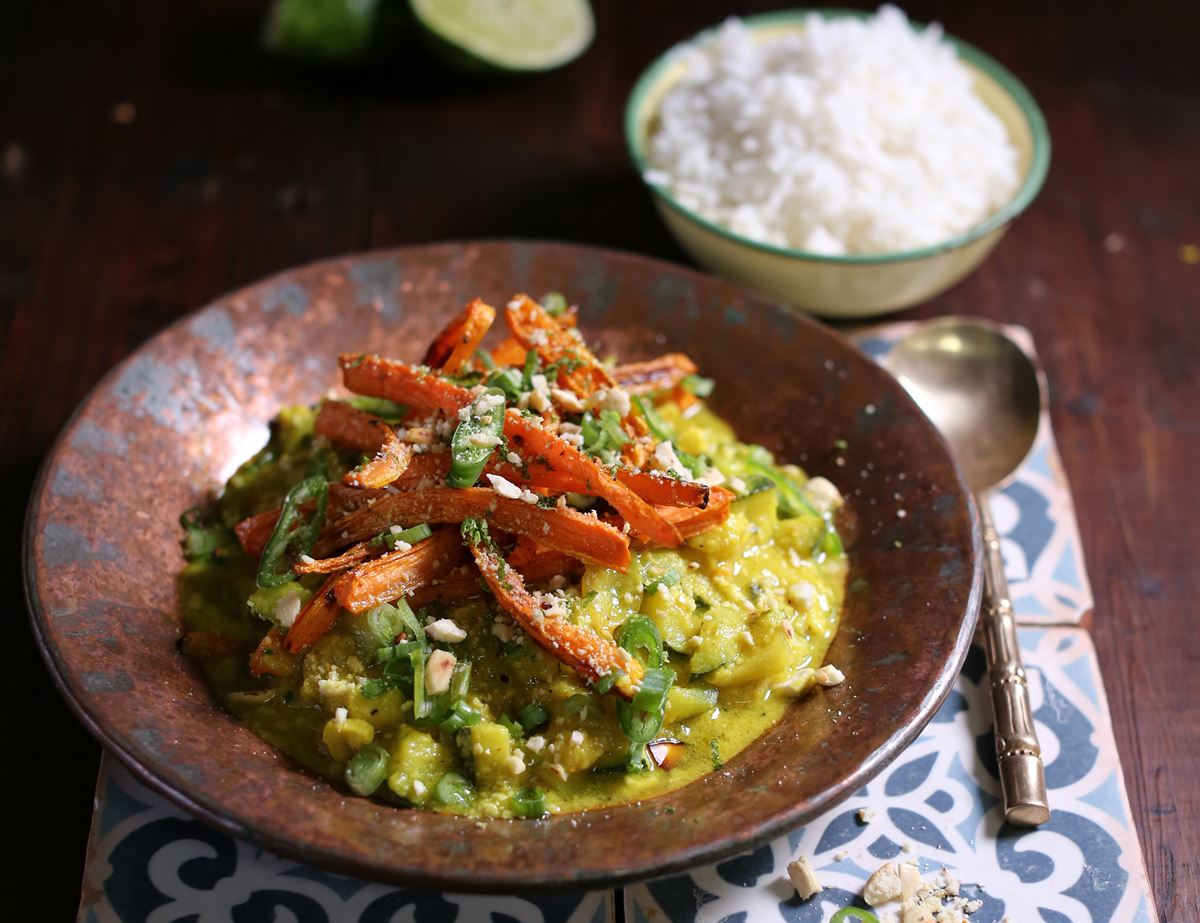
[625,7,1050,318]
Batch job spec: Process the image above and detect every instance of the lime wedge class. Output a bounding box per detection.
[264,0,383,63]
[410,0,595,73]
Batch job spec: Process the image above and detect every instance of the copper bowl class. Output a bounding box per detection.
[24,241,981,891]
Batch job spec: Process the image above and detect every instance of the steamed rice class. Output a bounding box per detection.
[643,6,1020,256]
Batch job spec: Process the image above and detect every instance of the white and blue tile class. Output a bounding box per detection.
[626,629,1155,923]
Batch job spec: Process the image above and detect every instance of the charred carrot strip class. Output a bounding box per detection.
[616,469,709,509]
[490,336,528,367]
[463,522,642,698]
[406,550,584,608]
[612,353,699,394]
[282,574,345,654]
[314,486,631,570]
[339,354,678,545]
[235,509,283,559]
[658,486,734,539]
[235,484,383,559]
[504,412,681,547]
[334,528,467,614]
[505,294,611,395]
[391,451,588,496]
[341,354,464,416]
[293,538,383,575]
[505,295,650,447]
[315,400,392,453]
[249,627,298,677]
[344,432,412,490]
[424,298,497,375]
[508,533,541,566]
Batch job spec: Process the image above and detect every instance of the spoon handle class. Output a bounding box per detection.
[978,494,1051,826]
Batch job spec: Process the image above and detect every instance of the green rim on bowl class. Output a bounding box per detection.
[624,8,1052,267]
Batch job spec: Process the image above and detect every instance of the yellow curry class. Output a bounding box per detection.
[179,294,846,819]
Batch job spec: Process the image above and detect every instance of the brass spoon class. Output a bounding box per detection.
[885,317,1051,826]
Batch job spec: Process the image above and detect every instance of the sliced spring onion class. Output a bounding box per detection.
[521,349,540,388]
[475,348,496,371]
[366,603,403,646]
[540,292,568,315]
[518,701,549,732]
[360,678,392,699]
[617,666,674,745]
[432,772,475,810]
[498,715,524,740]
[581,408,630,457]
[742,457,819,519]
[818,524,845,557]
[447,388,506,488]
[345,743,389,796]
[440,699,482,732]
[681,374,715,398]
[256,475,329,588]
[449,661,472,701]
[510,787,549,818]
[830,910,880,923]
[590,671,623,695]
[632,394,672,442]
[617,616,664,670]
[377,522,434,549]
[488,367,524,402]
[345,395,407,422]
[642,571,681,596]
[409,648,429,719]
[563,693,591,716]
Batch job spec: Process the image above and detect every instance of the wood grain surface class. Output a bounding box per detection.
[2,0,1196,918]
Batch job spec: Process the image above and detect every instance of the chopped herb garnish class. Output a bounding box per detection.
[540,292,568,315]
[681,374,715,397]
[709,738,723,770]
[642,571,681,595]
[511,786,549,818]
[345,395,407,423]
[518,701,550,732]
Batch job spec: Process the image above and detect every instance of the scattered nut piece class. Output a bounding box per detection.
[814,664,845,686]
[864,863,903,905]
[899,862,922,901]
[786,857,822,900]
[856,807,876,824]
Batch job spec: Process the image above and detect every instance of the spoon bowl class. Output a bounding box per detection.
[885,317,1043,491]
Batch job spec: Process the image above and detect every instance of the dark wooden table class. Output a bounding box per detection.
[3,0,1196,918]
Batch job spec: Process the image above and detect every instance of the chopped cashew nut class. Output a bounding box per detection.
[864,863,903,905]
[424,650,457,694]
[786,857,822,900]
[815,664,845,686]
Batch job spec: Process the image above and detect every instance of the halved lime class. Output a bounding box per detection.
[410,0,595,73]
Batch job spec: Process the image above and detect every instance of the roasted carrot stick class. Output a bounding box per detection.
[293,538,384,575]
[282,574,345,654]
[234,484,383,559]
[490,336,528,367]
[611,353,699,394]
[658,486,734,539]
[508,533,541,566]
[344,432,412,490]
[504,294,611,395]
[406,550,584,608]
[314,486,632,570]
[463,520,642,698]
[504,295,650,447]
[333,527,466,614]
[615,469,709,509]
[504,414,681,547]
[314,400,392,453]
[424,298,497,375]
[249,627,297,677]
[340,354,680,545]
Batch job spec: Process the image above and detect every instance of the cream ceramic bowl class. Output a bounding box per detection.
[624,9,1051,318]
